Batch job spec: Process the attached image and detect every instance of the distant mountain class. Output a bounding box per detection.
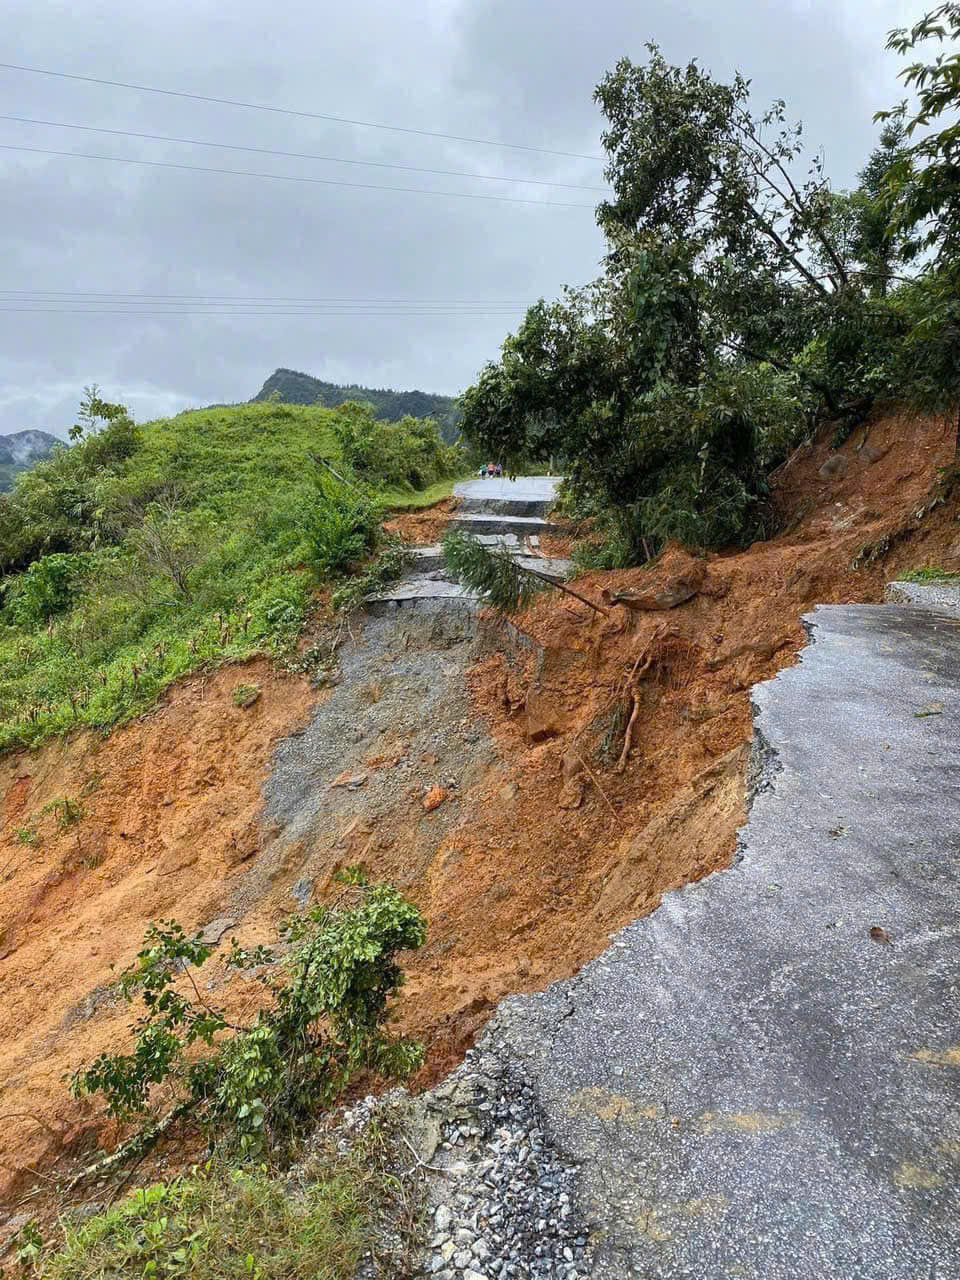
[251,368,460,442]
[0,429,61,492]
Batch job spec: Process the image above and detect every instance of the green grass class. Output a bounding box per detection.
[900,565,960,582]
[0,400,460,752]
[32,1153,384,1280]
[381,473,468,510]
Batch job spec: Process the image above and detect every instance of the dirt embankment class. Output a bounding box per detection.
[1,411,958,1222]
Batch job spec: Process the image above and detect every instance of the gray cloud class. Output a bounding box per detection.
[0,0,929,437]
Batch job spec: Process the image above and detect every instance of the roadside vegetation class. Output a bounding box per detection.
[11,873,426,1279]
[30,1158,377,1280]
[0,392,461,751]
[461,5,960,566]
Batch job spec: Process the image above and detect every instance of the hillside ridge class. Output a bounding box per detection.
[251,367,460,440]
[0,428,61,492]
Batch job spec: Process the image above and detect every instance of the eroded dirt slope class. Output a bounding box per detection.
[1,411,957,1219]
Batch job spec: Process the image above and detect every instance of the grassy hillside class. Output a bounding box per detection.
[253,368,461,441]
[0,396,461,751]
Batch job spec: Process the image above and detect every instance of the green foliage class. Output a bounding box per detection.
[379,476,463,510]
[127,501,215,601]
[885,268,960,415]
[253,367,461,442]
[31,1155,381,1280]
[555,484,635,571]
[0,396,458,752]
[330,539,413,613]
[232,683,261,709]
[71,876,426,1159]
[460,21,960,564]
[900,564,960,581]
[332,402,463,491]
[878,4,960,263]
[42,796,85,832]
[594,48,854,315]
[1,553,89,626]
[442,532,551,614]
[462,273,810,559]
[302,471,382,577]
[14,1222,44,1268]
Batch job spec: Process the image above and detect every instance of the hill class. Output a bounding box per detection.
[0,397,460,751]
[0,429,61,492]
[252,368,461,441]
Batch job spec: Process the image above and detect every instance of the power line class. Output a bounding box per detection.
[0,307,527,316]
[0,62,605,163]
[0,291,537,302]
[0,142,596,208]
[0,114,612,193]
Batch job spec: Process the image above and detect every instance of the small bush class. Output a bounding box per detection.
[330,539,413,613]
[2,553,89,626]
[71,875,426,1162]
[232,683,261,709]
[42,796,85,832]
[304,473,382,577]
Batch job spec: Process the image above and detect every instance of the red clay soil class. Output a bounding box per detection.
[0,661,319,1211]
[383,497,457,545]
[390,410,960,1078]
[1,411,958,1226]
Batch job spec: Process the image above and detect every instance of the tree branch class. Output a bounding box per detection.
[517,563,610,616]
[732,115,851,289]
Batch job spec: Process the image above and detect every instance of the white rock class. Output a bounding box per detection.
[434,1204,453,1232]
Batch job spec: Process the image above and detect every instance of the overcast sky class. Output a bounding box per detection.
[1,0,930,438]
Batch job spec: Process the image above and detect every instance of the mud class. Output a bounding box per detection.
[1,410,958,1219]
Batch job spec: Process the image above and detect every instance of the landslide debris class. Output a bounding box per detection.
[1,410,958,1226]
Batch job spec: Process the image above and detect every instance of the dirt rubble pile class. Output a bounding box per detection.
[0,411,958,1225]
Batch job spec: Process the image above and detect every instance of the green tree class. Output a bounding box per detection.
[879,3,960,262]
[595,50,850,321]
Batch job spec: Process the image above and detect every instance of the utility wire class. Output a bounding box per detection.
[0,291,536,302]
[0,142,595,207]
[0,307,527,316]
[0,114,611,192]
[0,305,526,312]
[0,62,605,163]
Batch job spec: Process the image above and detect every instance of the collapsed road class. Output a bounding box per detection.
[407,585,960,1279]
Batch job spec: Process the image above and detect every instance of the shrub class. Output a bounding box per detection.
[330,539,413,613]
[127,500,214,601]
[333,401,461,491]
[42,796,85,832]
[71,875,426,1163]
[232,683,261,709]
[303,472,382,577]
[2,553,90,626]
